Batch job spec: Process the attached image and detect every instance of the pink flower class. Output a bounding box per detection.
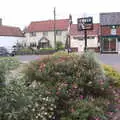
[99,80,104,85]
[72,83,78,89]
[95,118,100,120]
[70,108,75,113]
[80,95,84,99]
[107,112,113,116]
[56,91,60,95]
[93,117,100,120]
[39,63,46,71]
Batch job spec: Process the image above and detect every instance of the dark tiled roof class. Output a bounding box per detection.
[0,25,24,37]
[100,12,120,25]
[27,19,69,32]
[70,23,100,36]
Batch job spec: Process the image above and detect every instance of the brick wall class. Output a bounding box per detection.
[101,26,120,36]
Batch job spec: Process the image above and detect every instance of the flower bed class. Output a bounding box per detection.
[0,52,119,120]
[23,52,120,120]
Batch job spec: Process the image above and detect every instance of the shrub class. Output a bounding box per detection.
[35,48,56,55]
[0,57,20,71]
[56,41,64,50]
[0,61,6,92]
[0,79,29,120]
[24,51,113,119]
[0,75,56,120]
[0,57,20,92]
[16,47,56,55]
[64,98,108,120]
[16,48,34,55]
[53,51,78,57]
[2,51,119,120]
[103,64,120,87]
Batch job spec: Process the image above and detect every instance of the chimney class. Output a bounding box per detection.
[0,18,2,25]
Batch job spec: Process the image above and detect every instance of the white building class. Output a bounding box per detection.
[24,19,69,48]
[0,19,24,53]
[70,24,100,52]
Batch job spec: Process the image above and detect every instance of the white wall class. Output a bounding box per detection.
[87,36,98,48]
[25,30,67,48]
[0,36,24,52]
[71,36,99,52]
[71,38,84,52]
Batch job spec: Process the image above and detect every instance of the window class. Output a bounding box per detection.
[73,37,83,40]
[88,36,95,39]
[103,38,116,51]
[56,31,62,36]
[30,42,36,47]
[30,32,36,36]
[43,32,48,36]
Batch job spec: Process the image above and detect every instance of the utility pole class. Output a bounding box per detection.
[84,29,87,52]
[67,14,72,54]
[54,7,56,49]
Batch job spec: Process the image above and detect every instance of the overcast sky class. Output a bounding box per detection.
[0,0,120,29]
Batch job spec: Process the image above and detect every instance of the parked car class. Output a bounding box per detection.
[0,46,15,56]
[0,47,10,56]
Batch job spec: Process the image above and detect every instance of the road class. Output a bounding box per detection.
[97,54,120,72]
[15,54,120,72]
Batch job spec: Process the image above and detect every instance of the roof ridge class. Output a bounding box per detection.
[0,25,21,29]
[30,18,69,23]
[100,12,120,15]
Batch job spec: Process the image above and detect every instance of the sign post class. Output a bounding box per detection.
[77,17,93,52]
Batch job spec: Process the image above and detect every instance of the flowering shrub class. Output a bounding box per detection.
[24,52,116,119]
[0,79,56,120]
[1,52,119,120]
[65,98,109,120]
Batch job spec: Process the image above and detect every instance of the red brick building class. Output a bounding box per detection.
[100,12,120,53]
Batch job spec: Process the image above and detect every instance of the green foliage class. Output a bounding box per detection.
[67,98,108,120]
[24,51,113,119]
[0,57,20,71]
[0,57,20,91]
[16,48,34,55]
[103,64,120,87]
[56,41,64,50]
[0,61,6,91]
[0,80,29,120]
[39,48,54,51]
[16,47,55,55]
[0,77,56,120]
[1,51,119,120]
[53,51,78,58]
